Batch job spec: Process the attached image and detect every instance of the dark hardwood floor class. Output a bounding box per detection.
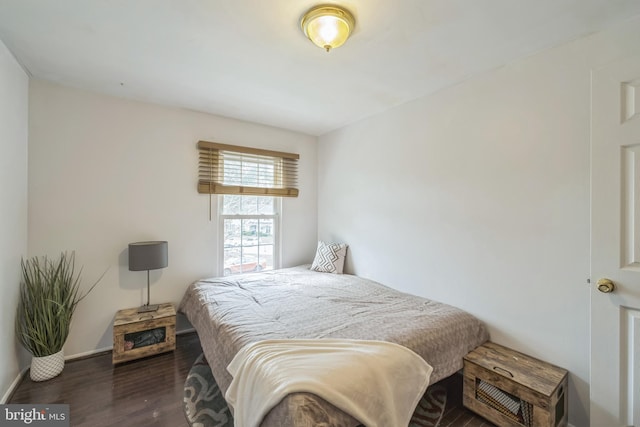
[9,332,494,427]
[437,375,496,427]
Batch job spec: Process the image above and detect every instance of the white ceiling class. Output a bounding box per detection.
[1,1,639,136]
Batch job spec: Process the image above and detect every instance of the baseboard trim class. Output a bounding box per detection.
[65,346,112,361]
[64,328,195,361]
[1,367,28,404]
[3,328,197,403]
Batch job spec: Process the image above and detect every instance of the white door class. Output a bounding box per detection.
[591,54,640,427]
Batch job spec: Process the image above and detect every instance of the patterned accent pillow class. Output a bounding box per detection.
[310,241,348,274]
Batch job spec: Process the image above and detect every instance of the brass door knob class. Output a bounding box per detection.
[597,278,615,293]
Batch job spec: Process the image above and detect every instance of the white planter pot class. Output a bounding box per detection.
[30,350,65,382]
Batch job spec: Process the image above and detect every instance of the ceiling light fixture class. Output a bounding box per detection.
[301,5,355,52]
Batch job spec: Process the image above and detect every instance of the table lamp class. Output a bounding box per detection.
[128,241,168,313]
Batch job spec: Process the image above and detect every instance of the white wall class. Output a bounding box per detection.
[317,16,640,427]
[28,80,317,356]
[0,40,29,401]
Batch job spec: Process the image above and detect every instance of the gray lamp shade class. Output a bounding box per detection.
[128,241,168,271]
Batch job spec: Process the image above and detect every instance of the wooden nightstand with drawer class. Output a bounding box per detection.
[463,342,568,427]
[112,303,176,364]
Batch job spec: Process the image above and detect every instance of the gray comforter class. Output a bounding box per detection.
[179,266,489,427]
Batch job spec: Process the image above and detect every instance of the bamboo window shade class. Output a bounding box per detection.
[197,140,299,197]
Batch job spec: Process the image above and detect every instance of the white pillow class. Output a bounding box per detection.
[310,241,348,274]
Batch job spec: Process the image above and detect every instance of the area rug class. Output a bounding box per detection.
[183,354,447,427]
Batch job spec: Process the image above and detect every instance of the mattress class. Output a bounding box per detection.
[179,265,489,427]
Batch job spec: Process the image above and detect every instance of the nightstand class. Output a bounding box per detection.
[112,302,176,364]
[463,342,568,427]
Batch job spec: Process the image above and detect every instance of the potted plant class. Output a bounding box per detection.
[15,251,101,381]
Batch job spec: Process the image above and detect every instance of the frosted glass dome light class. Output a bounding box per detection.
[301,5,356,52]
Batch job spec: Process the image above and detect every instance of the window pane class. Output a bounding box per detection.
[257,218,274,271]
[242,219,258,247]
[222,155,276,188]
[223,217,275,275]
[242,162,257,185]
[224,219,241,248]
[257,197,274,215]
[223,248,240,276]
[241,196,258,214]
[259,244,274,271]
[221,195,277,277]
[257,161,275,187]
[241,253,261,273]
[258,218,274,245]
[223,195,242,215]
[223,159,243,186]
[222,195,276,215]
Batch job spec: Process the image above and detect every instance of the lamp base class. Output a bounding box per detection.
[137,304,159,313]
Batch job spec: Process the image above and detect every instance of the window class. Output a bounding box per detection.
[220,195,278,276]
[196,140,298,276]
[197,140,299,197]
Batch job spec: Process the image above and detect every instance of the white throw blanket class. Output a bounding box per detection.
[225,339,433,427]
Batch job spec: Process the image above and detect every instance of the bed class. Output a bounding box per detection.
[179,265,489,427]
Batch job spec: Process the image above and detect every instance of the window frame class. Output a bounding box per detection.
[218,195,281,276]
